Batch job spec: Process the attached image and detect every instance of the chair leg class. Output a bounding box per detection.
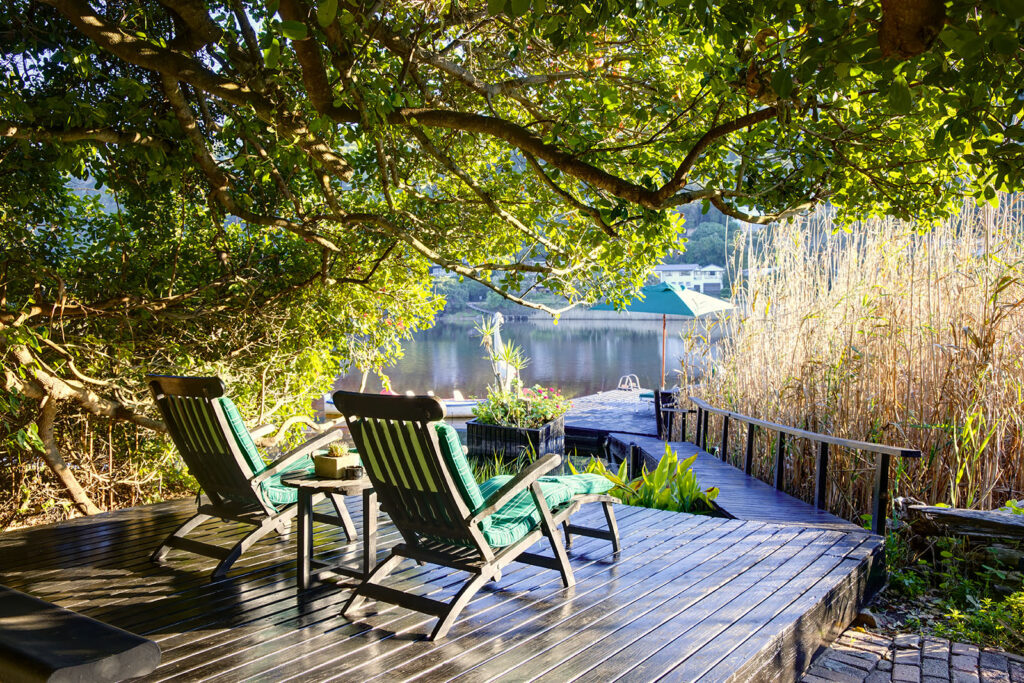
[602,501,621,553]
[430,570,494,641]
[562,521,573,549]
[211,509,295,580]
[530,482,575,588]
[275,517,291,539]
[343,552,405,616]
[151,512,213,564]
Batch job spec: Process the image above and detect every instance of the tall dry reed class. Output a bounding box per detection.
[695,198,1024,520]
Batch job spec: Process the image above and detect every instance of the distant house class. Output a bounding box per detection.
[654,264,725,296]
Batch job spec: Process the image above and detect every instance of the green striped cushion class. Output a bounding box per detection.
[260,456,316,506]
[550,473,614,497]
[215,397,266,475]
[434,423,487,516]
[476,475,573,547]
[216,397,325,511]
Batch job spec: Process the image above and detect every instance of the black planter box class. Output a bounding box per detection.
[466,416,565,463]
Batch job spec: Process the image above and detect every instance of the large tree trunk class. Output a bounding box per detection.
[36,396,102,515]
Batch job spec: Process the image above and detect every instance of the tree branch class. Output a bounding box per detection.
[0,120,171,151]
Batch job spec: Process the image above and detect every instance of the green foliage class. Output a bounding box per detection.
[471,452,531,482]
[472,385,571,429]
[936,592,1024,650]
[885,530,1024,651]
[573,444,719,514]
[1002,500,1024,515]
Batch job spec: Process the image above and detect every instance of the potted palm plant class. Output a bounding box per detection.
[466,315,571,462]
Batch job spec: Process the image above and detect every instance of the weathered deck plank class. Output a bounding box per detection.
[0,494,880,682]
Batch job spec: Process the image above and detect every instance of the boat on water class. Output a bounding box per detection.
[321,392,481,419]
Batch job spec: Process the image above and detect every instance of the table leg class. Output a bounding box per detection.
[328,493,357,541]
[297,489,313,590]
[362,489,377,578]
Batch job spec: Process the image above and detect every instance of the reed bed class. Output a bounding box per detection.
[693,198,1024,520]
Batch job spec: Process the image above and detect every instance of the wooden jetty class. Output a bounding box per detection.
[564,389,657,454]
[0,390,901,682]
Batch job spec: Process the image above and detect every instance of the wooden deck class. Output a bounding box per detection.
[608,434,863,533]
[0,496,881,682]
[564,389,657,454]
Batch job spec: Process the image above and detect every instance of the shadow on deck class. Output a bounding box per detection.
[0,494,880,682]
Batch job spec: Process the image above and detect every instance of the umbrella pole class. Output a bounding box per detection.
[661,314,667,389]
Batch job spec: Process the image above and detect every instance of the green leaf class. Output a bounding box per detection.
[771,70,793,99]
[889,77,912,115]
[487,0,505,15]
[263,40,281,68]
[280,20,308,40]
[316,0,338,27]
[509,0,531,16]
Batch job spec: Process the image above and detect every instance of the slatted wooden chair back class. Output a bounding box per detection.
[148,375,262,509]
[332,391,483,551]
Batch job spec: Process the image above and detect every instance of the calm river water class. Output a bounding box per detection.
[334,317,725,398]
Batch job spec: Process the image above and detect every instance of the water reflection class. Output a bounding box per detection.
[335,318,724,398]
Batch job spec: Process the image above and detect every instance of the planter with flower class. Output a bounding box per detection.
[465,316,571,463]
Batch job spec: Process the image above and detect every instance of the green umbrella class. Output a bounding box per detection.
[592,282,734,387]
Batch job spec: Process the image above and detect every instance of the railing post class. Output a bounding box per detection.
[872,452,891,536]
[744,424,755,475]
[773,433,785,490]
[719,415,730,462]
[701,410,710,451]
[814,441,829,509]
[629,443,641,480]
[694,407,703,447]
[681,408,688,443]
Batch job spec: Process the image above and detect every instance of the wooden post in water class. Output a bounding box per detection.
[773,433,785,490]
[872,453,891,536]
[814,442,829,509]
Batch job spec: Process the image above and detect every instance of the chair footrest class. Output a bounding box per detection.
[162,537,232,560]
[359,583,449,617]
[517,552,561,571]
[564,524,615,541]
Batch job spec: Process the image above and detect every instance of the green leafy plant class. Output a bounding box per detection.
[471,316,571,429]
[573,444,719,514]
[470,452,530,482]
[1001,500,1024,515]
[472,385,571,429]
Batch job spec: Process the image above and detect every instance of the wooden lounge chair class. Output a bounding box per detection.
[148,375,352,580]
[332,390,621,640]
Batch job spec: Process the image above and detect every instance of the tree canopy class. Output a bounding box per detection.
[3,0,1024,516]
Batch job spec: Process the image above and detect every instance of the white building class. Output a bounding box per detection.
[653,264,725,295]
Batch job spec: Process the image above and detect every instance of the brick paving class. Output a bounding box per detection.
[801,629,1023,683]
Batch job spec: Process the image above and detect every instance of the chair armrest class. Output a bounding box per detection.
[468,452,561,525]
[252,424,347,485]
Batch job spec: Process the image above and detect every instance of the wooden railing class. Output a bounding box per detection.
[684,397,921,535]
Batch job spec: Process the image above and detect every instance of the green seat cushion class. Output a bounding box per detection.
[553,473,614,497]
[639,391,655,399]
[477,475,576,547]
[435,422,489,529]
[215,397,266,475]
[217,397,343,510]
[259,455,316,506]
